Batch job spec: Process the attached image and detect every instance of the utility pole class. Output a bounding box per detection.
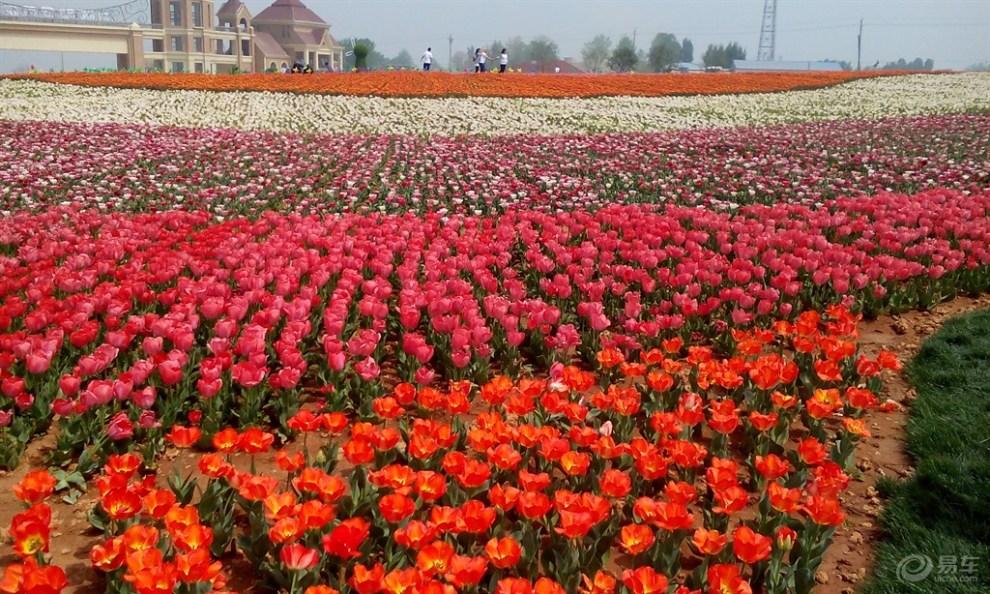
[448,35,454,71]
[632,29,637,50]
[857,19,863,70]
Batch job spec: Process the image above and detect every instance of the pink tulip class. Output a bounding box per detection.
[107,412,134,440]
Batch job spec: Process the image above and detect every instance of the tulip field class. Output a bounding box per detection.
[1,71,989,594]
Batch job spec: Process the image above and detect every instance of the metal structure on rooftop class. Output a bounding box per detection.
[0,0,149,26]
[757,0,777,62]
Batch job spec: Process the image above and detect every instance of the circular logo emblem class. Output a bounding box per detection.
[897,554,934,583]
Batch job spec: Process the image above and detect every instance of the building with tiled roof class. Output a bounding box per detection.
[148,0,342,73]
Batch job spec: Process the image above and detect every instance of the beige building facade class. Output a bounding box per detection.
[148,0,343,73]
[0,0,343,74]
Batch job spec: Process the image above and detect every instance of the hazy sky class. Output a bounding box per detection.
[2,0,988,72]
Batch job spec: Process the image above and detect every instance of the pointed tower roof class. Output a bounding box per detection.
[254,0,326,25]
[217,0,246,16]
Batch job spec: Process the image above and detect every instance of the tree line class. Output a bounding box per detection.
[340,33,751,73]
[342,33,939,74]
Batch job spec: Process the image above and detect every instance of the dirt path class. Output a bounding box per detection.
[813,295,990,594]
[1,296,987,593]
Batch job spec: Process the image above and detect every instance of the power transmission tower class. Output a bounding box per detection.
[757,0,778,61]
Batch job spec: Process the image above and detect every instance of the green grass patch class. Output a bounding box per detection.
[862,309,990,594]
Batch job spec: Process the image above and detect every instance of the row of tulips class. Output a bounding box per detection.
[2,469,68,594]
[1,70,900,99]
[0,75,986,136]
[0,189,987,469]
[7,305,900,594]
[0,115,987,215]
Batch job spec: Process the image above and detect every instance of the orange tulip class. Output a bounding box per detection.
[275,449,306,472]
[101,488,142,520]
[378,493,416,524]
[90,536,126,572]
[322,518,371,559]
[619,523,656,555]
[560,450,592,476]
[767,482,802,514]
[580,571,617,594]
[732,525,773,564]
[211,428,240,453]
[707,563,753,593]
[121,524,159,552]
[484,536,522,569]
[754,454,791,480]
[279,543,320,571]
[620,566,668,594]
[349,562,385,594]
[444,555,487,588]
[692,528,729,556]
[142,488,177,520]
[599,469,632,498]
[172,523,213,553]
[416,540,455,576]
[15,70,895,100]
[381,567,422,594]
[9,505,50,558]
[802,496,847,526]
[165,425,201,448]
[237,427,275,454]
[13,470,56,505]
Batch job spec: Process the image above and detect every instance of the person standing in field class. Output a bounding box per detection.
[421,47,433,71]
[498,48,508,73]
[477,48,491,72]
[474,48,481,73]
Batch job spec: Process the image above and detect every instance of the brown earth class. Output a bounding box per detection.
[1,295,988,594]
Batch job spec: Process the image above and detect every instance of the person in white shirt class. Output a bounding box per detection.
[498,48,508,73]
[421,47,433,71]
[477,48,491,72]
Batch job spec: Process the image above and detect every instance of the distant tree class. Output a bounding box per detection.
[679,38,694,63]
[725,42,746,63]
[702,42,745,69]
[967,61,989,71]
[648,32,681,72]
[451,50,470,72]
[582,34,612,73]
[882,57,934,71]
[528,36,560,72]
[702,44,727,68]
[608,35,638,72]
[389,49,414,70]
[505,36,531,63]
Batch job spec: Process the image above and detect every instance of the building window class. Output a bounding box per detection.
[192,2,202,27]
[170,36,183,52]
[241,39,250,56]
[282,25,290,38]
[168,1,181,26]
[172,62,185,73]
[239,18,248,31]
[194,62,204,73]
[193,37,203,52]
